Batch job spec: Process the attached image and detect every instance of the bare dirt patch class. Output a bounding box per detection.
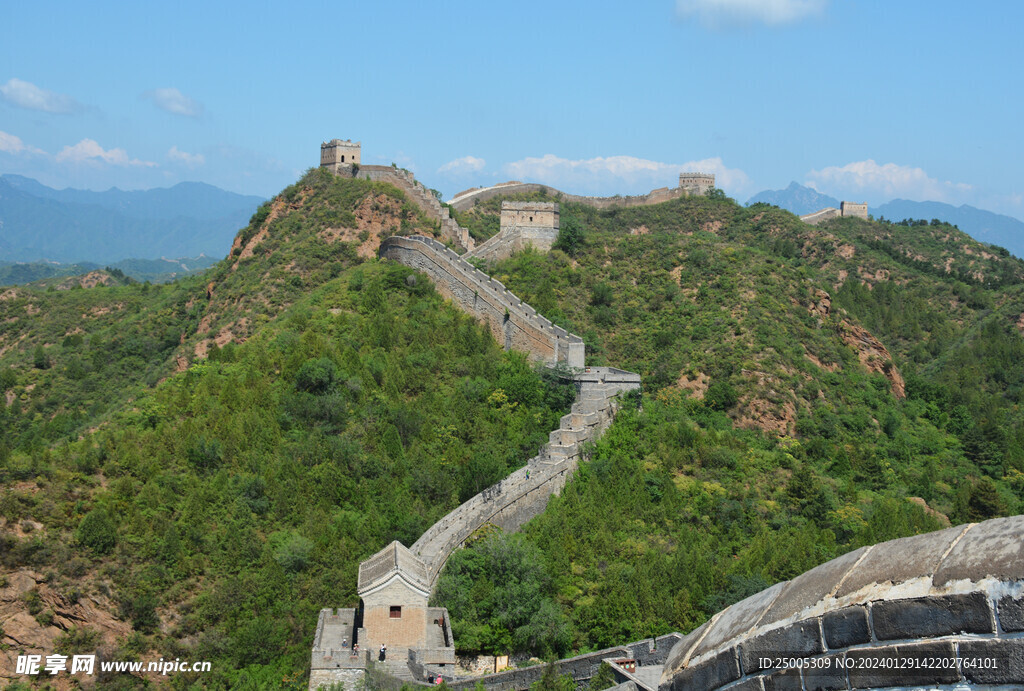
[0,289,18,302]
[836,244,856,259]
[677,371,709,399]
[58,271,111,290]
[838,321,906,398]
[735,398,797,436]
[702,220,723,234]
[908,497,951,527]
[629,225,650,236]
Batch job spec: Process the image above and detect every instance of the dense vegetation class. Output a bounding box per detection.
[433,193,1024,655]
[3,172,1023,686]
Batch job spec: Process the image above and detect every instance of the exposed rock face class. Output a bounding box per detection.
[807,289,905,399]
[0,569,131,686]
[838,321,906,398]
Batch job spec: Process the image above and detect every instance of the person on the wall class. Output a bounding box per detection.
[379,644,387,662]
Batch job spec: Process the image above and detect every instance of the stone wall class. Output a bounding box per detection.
[445,635,683,691]
[466,201,561,263]
[800,207,841,225]
[448,182,691,213]
[410,369,639,590]
[659,515,1024,691]
[379,236,585,369]
[355,165,474,251]
[841,201,868,219]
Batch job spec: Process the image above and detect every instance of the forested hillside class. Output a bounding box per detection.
[432,191,1024,655]
[1,172,1022,687]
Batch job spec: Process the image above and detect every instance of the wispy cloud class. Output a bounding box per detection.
[168,145,205,167]
[806,160,972,203]
[56,139,157,167]
[502,154,751,196]
[438,155,486,174]
[0,78,82,113]
[143,87,203,117]
[0,130,45,155]
[676,0,827,28]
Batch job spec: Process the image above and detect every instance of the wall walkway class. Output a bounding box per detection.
[448,182,689,213]
[379,235,585,369]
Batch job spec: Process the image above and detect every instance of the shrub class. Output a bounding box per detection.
[75,508,117,554]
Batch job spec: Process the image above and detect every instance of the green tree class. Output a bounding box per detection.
[75,508,117,554]
[553,216,585,257]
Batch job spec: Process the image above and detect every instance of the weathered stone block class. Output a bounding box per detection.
[689,582,786,660]
[759,547,866,627]
[739,620,823,672]
[932,515,1024,587]
[834,525,963,598]
[959,638,1024,684]
[801,652,848,691]
[726,676,764,691]
[671,648,739,691]
[761,667,802,691]
[871,592,993,639]
[998,593,1024,631]
[822,607,869,649]
[848,642,958,688]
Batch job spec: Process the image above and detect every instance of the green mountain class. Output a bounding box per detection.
[1,172,1022,686]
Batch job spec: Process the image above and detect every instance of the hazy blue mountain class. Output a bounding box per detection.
[875,199,1024,259]
[746,181,840,216]
[0,175,264,263]
[0,255,220,287]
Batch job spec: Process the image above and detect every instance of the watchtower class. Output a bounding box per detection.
[840,201,868,219]
[498,201,560,252]
[320,139,361,173]
[678,172,715,196]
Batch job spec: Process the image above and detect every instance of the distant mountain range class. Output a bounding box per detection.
[0,255,220,286]
[747,182,1024,259]
[0,174,264,264]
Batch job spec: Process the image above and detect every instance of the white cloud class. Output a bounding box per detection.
[502,154,752,196]
[806,160,972,203]
[56,139,157,167]
[0,130,45,155]
[438,155,486,174]
[168,145,205,167]
[0,78,81,113]
[676,0,826,27]
[143,87,203,117]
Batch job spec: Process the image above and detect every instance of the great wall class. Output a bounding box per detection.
[310,140,1024,691]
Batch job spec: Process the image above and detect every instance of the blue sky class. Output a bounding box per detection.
[2,0,1022,218]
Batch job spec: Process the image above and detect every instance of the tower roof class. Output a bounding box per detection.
[357,541,430,597]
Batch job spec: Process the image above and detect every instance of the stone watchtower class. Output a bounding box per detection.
[320,139,361,174]
[840,201,868,219]
[498,201,560,252]
[678,172,715,196]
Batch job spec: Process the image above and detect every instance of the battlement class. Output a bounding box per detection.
[678,172,715,195]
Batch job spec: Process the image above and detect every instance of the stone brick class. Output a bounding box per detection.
[833,525,964,598]
[932,515,1024,587]
[801,653,848,691]
[739,620,823,673]
[822,606,869,650]
[959,638,1024,684]
[761,667,802,691]
[848,642,959,688]
[671,648,739,691]
[871,592,993,639]
[998,593,1024,631]
[726,677,764,691]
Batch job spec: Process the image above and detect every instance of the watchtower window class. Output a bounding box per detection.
[390,606,401,619]
[341,155,345,162]
[529,216,533,222]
